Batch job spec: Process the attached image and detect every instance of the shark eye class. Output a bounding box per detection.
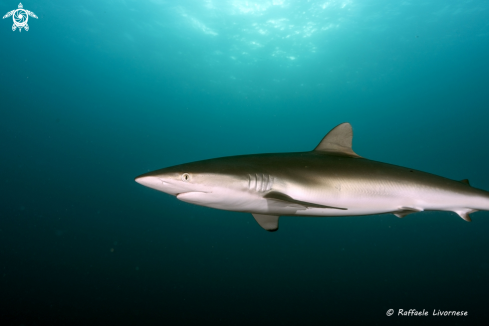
[181,173,190,182]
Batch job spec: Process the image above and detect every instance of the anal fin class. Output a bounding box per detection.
[252,214,280,232]
[454,209,477,222]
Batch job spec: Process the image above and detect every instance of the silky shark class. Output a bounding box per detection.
[135,123,489,232]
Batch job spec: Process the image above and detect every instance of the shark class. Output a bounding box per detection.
[135,123,489,231]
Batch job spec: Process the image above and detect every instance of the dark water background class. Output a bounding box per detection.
[1,0,489,325]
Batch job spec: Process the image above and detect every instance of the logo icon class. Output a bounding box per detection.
[386,309,394,316]
[3,3,37,32]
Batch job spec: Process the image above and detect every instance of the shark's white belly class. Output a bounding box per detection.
[269,180,487,217]
[176,178,489,218]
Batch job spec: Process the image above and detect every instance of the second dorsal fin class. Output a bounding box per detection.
[314,123,361,158]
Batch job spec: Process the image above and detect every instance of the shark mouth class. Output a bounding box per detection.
[176,191,209,197]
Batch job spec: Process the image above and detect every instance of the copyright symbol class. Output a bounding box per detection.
[386,309,394,316]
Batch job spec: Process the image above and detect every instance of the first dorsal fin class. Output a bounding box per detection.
[460,179,470,186]
[314,123,361,158]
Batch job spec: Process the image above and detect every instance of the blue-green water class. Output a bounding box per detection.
[1,0,489,324]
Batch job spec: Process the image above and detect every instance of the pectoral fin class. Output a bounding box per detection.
[252,214,279,232]
[264,191,347,210]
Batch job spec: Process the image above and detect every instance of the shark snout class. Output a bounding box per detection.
[135,176,162,188]
[135,174,193,196]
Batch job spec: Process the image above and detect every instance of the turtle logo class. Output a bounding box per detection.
[3,3,37,32]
